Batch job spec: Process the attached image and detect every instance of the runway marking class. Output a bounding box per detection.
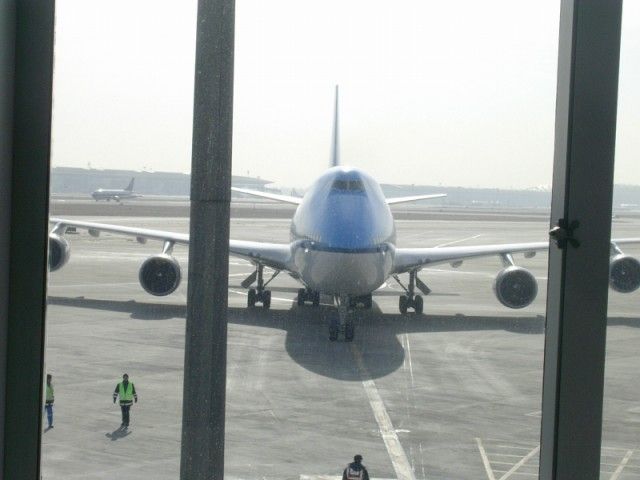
[609,450,634,480]
[476,438,496,480]
[404,334,415,388]
[434,234,482,248]
[496,445,539,480]
[300,476,395,480]
[350,344,417,480]
[48,282,141,289]
[476,439,540,480]
[228,289,290,304]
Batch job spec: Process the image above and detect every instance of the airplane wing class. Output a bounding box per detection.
[392,237,640,274]
[231,187,302,205]
[49,217,293,271]
[386,193,446,205]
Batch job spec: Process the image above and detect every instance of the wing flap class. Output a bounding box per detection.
[50,217,294,271]
[50,217,189,244]
[393,241,549,273]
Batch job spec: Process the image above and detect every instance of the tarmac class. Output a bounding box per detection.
[41,206,640,479]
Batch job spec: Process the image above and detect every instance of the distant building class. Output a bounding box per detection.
[50,167,272,196]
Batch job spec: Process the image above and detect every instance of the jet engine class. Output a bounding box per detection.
[493,266,538,309]
[609,254,640,293]
[49,234,70,272]
[138,254,181,296]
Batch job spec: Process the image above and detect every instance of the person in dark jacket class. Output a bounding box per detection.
[113,373,138,428]
[343,454,370,480]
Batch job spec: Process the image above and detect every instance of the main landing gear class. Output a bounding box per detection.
[246,264,279,309]
[394,270,429,314]
[297,288,320,307]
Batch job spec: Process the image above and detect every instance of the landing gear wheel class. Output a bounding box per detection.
[345,318,355,342]
[312,291,320,307]
[399,295,408,314]
[297,288,306,306]
[413,295,423,314]
[262,290,271,309]
[248,288,257,308]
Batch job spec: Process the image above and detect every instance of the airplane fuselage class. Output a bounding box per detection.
[290,166,396,295]
[91,190,139,201]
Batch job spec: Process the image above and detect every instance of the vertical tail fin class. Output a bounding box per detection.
[330,85,340,168]
[125,177,135,192]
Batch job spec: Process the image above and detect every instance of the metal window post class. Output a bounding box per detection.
[1,0,55,478]
[180,0,235,478]
[540,1,623,478]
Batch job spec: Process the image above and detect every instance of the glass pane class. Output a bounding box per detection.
[602,3,640,478]
[229,1,559,478]
[42,0,197,477]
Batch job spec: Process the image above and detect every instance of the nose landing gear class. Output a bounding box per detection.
[329,295,359,342]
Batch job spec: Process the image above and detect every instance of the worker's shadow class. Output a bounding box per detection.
[105,426,131,441]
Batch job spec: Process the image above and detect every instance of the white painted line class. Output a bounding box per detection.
[494,471,537,477]
[476,438,497,480]
[497,445,539,480]
[300,476,395,480]
[48,282,140,289]
[351,344,417,480]
[435,234,482,248]
[404,334,415,388]
[228,289,290,303]
[609,449,634,480]
[476,437,496,480]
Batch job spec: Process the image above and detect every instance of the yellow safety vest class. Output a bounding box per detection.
[118,382,134,402]
[46,384,54,403]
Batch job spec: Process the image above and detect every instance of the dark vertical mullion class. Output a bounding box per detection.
[0,0,16,473]
[540,1,623,479]
[180,0,235,478]
[2,0,56,478]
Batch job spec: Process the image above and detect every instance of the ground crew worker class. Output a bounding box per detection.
[342,454,369,480]
[44,374,54,429]
[113,373,137,428]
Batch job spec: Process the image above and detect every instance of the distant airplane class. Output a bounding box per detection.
[49,87,640,341]
[91,177,141,202]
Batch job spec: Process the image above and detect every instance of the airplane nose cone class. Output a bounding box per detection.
[318,194,380,251]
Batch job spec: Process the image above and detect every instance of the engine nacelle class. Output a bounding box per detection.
[609,254,640,293]
[493,266,538,309]
[139,254,181,296]
[49,234,70,272]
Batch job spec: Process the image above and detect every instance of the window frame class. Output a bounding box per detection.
[0,1,626,478]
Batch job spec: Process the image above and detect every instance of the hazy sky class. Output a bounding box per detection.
[51,1,640,189]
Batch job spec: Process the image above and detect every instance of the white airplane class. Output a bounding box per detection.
[91,177,141,202]
[49,88,640,341]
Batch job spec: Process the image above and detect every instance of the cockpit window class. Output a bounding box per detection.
[332,179,364,192]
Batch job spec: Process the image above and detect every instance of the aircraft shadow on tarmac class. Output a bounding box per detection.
[46,295,637,380]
